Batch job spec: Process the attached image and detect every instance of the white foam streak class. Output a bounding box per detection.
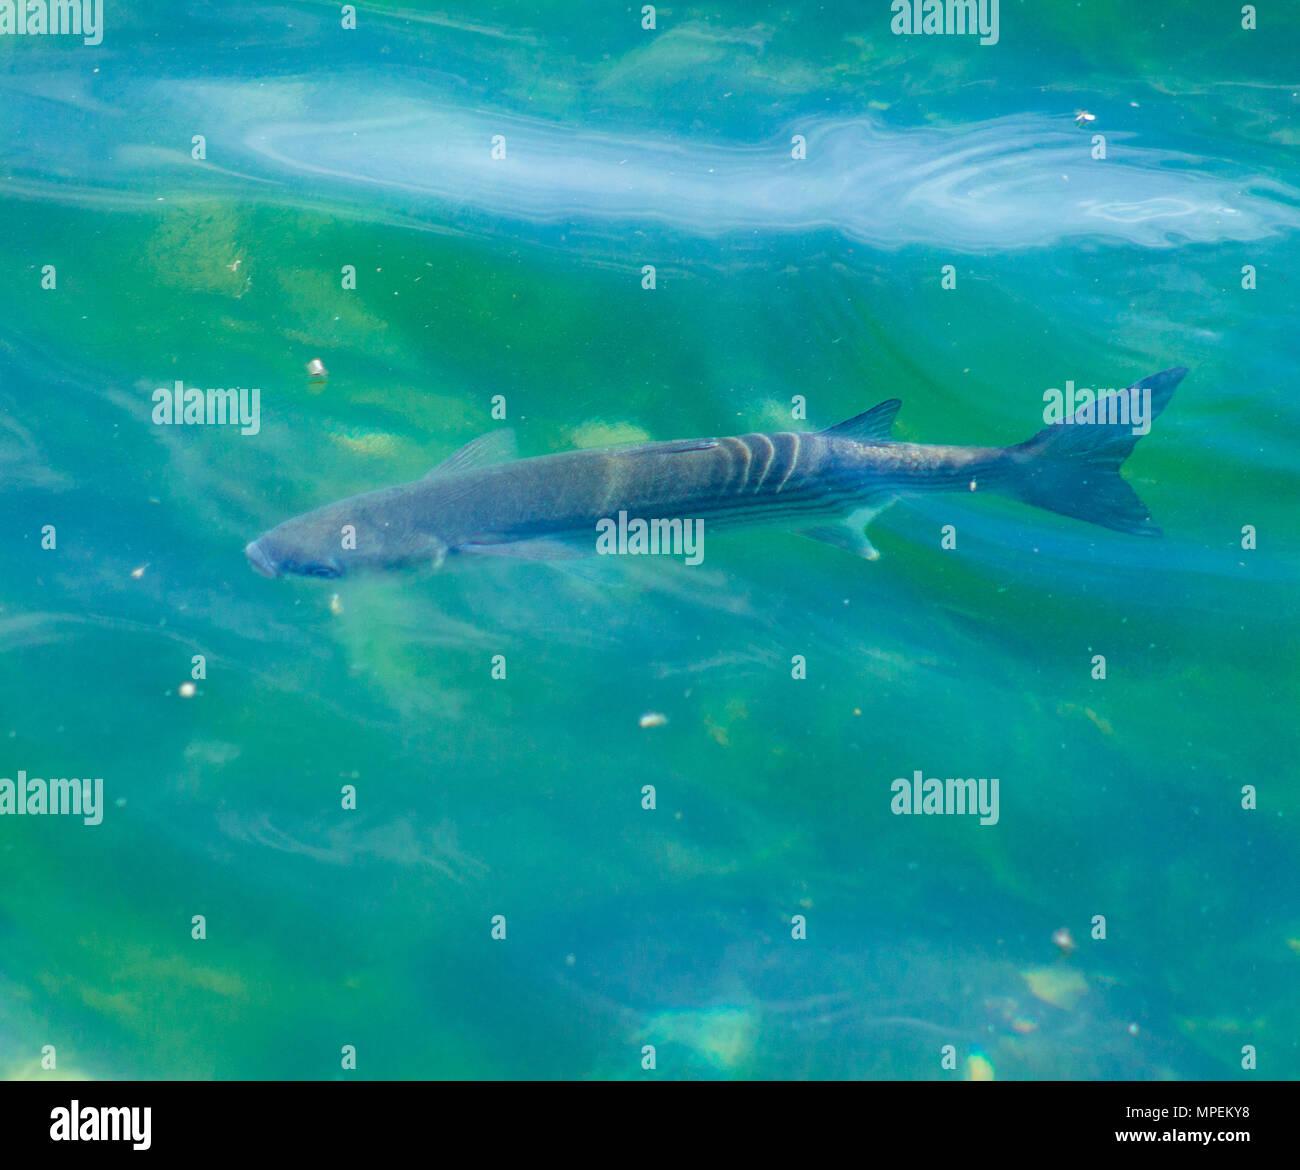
[6,75,1298,252]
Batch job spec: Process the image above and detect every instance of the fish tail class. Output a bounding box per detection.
[1000,366,1186,536]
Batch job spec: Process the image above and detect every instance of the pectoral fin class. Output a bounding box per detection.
[459,536,589,561]
[459,536,628,585]
[408,534,449,577]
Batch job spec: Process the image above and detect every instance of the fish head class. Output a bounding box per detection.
[245,529,344,581]
[246,492,445,580]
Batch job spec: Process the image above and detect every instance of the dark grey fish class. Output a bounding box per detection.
[245,367,1185,579]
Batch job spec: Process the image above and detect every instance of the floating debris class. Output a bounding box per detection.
[306,358,328,379]
[178,682,196,698]
[1052,926,1077,956]
[1074,110,1096,127]
[329,593,344,616]
[965,1053,995,1081]
[638,711,668,729]
[130,564,148,579]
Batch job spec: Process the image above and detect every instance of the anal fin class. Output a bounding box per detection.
[799,523,880,561]
[798,504,893,560]
[459,536,627,586]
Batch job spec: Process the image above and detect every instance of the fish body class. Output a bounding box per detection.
[245,367,1185,580]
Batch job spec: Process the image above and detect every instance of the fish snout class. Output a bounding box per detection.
[244,539,280,578]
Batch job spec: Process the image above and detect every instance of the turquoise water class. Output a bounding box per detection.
[1,2,1297,1079]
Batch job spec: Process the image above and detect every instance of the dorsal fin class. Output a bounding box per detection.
[820,399,901,443]
[425,429,518,478]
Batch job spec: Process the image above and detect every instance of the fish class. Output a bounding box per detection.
[244,366,1185,580]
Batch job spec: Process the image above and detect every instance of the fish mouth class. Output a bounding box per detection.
[244,539,280,578]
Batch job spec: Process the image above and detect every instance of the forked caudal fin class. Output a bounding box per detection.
[1002,366,1186,535]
